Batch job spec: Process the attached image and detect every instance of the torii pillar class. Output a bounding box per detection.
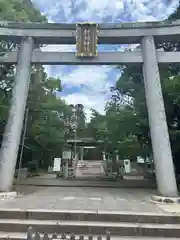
[0,37,34,192]
[141,36,178,197]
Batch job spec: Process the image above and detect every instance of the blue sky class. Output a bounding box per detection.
[32,0,178,121]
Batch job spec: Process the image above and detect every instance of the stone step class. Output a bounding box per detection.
[14,178,156,188]
[0,219,180,237]
[0,209,180,224]
[0,232,177,240]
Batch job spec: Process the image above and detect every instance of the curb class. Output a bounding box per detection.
[151,195,180,204]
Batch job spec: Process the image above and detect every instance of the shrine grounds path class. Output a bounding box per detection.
[0,186,177,213]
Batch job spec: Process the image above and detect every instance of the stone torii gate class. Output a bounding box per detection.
[0,20,180,197]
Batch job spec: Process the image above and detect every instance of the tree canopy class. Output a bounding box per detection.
[0,0,86,170]
[85,5,180,177]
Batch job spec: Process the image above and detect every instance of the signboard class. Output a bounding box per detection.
[124,159,131,173]
[53,158,61,172]
[76,23,98,57]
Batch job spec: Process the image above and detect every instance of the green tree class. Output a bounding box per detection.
[25,66,70,168]
[100,6,180,175]
[0,0,73,171]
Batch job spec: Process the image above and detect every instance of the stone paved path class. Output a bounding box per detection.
[0,187,164,213]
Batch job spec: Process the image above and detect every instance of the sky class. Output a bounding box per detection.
[32,0,179,121]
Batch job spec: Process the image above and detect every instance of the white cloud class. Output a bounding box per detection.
[75,0,125,21]
[33,0,179,22]
[41,45,76,52]
[62,92,106,122]
[125,0,178,21]
[58,66,116,121]
[33,0,179,121]
[60,66,111,88]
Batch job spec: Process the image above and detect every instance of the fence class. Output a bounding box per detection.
[27,227,111,240]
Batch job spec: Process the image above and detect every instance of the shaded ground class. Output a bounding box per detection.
[0,186,163,213]
[14,174,156,188]
[12,185,45,195]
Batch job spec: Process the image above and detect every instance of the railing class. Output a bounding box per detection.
[27,227,111,240]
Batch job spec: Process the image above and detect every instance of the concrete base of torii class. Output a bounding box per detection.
[0,191,18,200]
[151,195,180,204]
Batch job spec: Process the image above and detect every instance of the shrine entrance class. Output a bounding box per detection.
[66,138,106,179]
[0,20,180,196]
[67,138,104,161]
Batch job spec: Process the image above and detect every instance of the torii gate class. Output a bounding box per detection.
[0,20,179,197]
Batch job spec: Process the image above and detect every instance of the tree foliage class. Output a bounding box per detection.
[0,0,82,170]
[85,5,180,176]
